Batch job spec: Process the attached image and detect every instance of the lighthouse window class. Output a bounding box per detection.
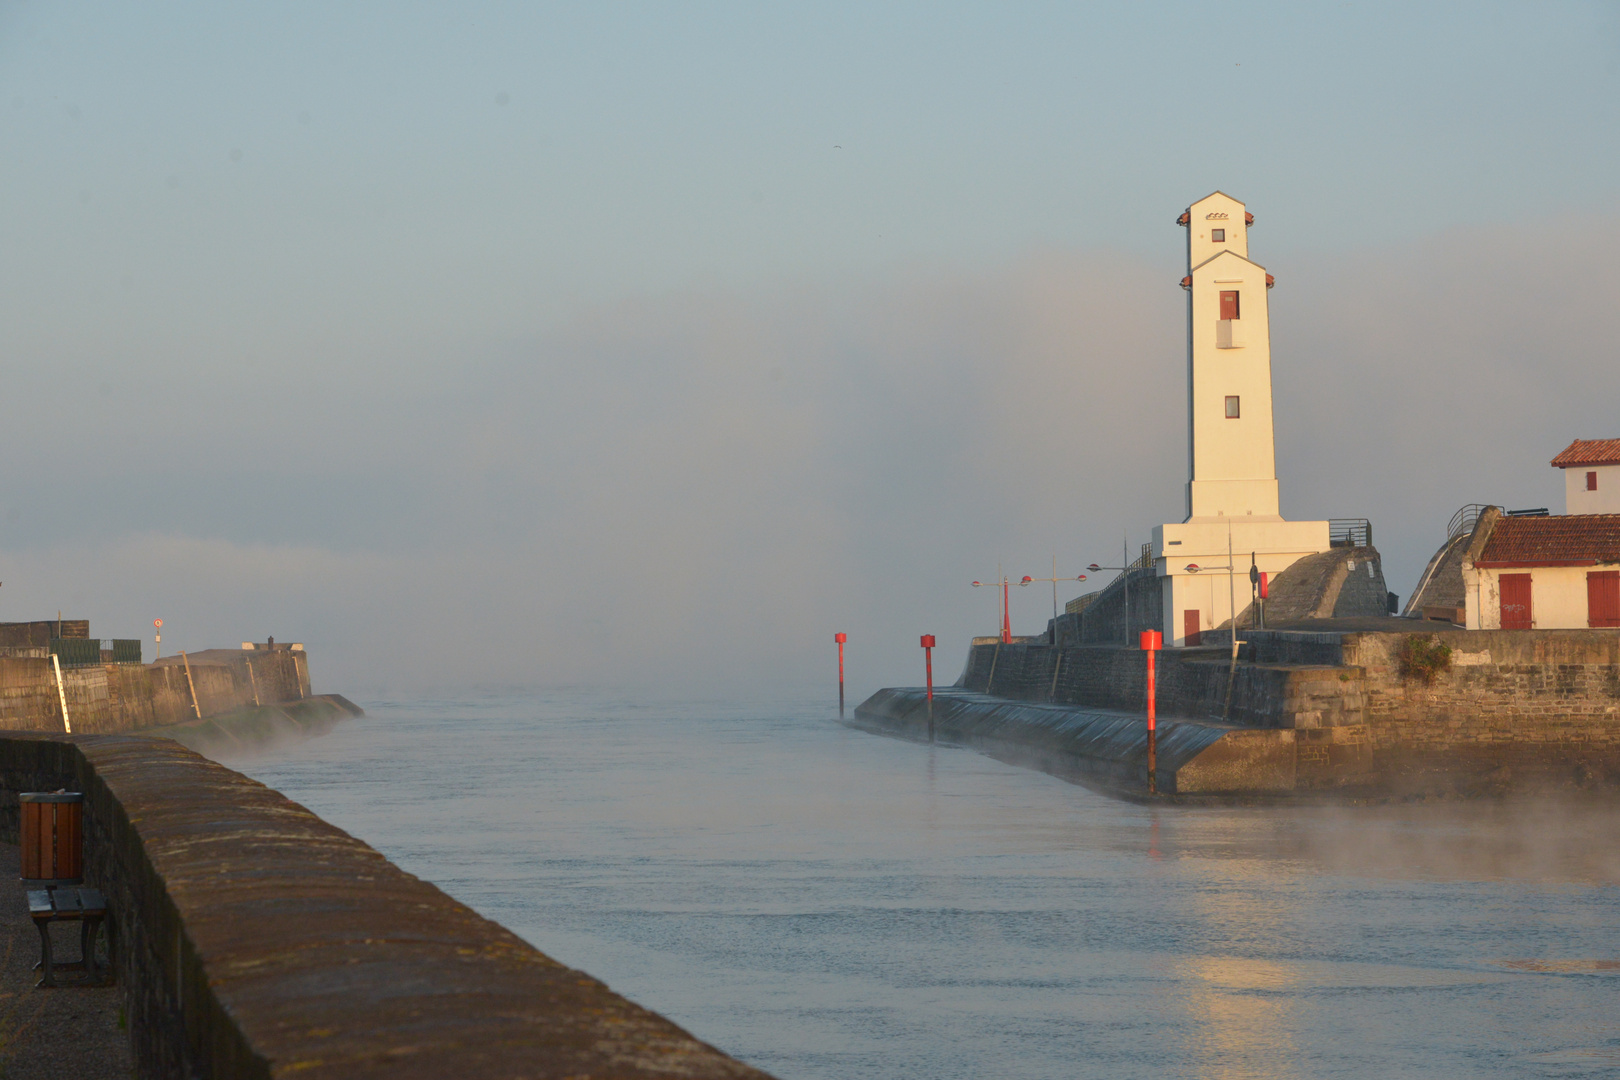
[1219,290,1240,320]
[1225,396,1241,419]
[1211,228,1225,242]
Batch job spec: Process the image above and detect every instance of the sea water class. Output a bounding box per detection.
[228,693,1620,1079]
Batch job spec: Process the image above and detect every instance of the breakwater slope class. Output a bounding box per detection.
[853,686,1294,795]
[0,733,771,1079]
[857,629,1620,798]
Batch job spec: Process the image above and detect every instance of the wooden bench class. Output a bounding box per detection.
[26,887,107,988]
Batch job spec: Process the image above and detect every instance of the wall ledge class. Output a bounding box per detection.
[0,733,771,1079]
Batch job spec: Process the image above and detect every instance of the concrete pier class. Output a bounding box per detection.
[853,686,1295,796]
[855,628,1620,799]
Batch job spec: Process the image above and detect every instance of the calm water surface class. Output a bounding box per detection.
[227,693,1620,1079]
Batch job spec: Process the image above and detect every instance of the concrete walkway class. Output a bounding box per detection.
[0,843,130,1079]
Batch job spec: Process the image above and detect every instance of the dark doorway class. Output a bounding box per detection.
[1183,609,1202,647]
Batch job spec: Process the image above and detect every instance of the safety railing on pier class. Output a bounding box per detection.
[1446,503,1491,541]
[1328,519,1372,548]
[49,638,143,668]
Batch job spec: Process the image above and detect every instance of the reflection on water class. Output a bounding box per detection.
[228,692,1620,1080]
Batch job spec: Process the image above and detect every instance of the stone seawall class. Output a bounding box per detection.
[0,649,310,734]
[903,629,1620,795]
[959,641,1363,729]
[0,733,771,1079]
[960,630,1620,752]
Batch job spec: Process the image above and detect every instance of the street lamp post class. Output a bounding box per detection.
[971,564,1017,644]
[1185,519,1244,718]
[1022,555,1089,639]
[1086,560,1134,646]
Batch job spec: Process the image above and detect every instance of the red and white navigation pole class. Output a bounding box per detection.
[154,618,163,660]
[920,634,936,741]
[1140,629,1163,794]
[834,632,847,717]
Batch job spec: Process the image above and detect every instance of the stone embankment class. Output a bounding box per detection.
[0,647,312,734]
[0,733,773,1079]
[856,628,1620,797]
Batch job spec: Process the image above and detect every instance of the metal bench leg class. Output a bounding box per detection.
[35,919,55,988]
[81,917,98,980]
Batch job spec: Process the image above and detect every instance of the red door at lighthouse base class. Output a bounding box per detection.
[1183,609,1202,647]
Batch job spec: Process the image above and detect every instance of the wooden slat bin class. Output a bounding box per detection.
[20,792,83,886]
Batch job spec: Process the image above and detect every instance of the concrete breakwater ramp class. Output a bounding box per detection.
[853,687,1294,795]
[856,628,1620,798]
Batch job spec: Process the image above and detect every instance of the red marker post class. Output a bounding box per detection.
[154,618,163,660]
[1140,629,1163,794]
[834,633,848,717]
[920,634,937,741]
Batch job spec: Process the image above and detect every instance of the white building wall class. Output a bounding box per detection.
[1156,192,1332,645]
[1185,193,1279,520]
[1464,564,1604,630]
[1564,464,1620,514]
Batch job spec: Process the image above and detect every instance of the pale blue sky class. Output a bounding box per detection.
[1,3,1617,691]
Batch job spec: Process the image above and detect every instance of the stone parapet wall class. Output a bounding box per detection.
[1052,567,1164,647]
[0,650,310,734]
[1342,629,1620,750]
[958,641,1361,729]
[0,732,770,1080]
[952,628,1620,754]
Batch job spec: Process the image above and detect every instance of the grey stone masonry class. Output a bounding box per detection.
[956,626,1620,752]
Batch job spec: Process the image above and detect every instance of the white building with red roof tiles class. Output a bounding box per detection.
[1552,438,1620,515]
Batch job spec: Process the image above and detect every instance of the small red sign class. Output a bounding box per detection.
[154,619,163,628]
[920,635,936,648]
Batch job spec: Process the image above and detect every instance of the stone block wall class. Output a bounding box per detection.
[957,641,1361,728]
[0,734,770,1080]
[956,628,1620,750]
[1052,568,1163,647]
[0,650,312,734]
[1341,629,1620,750]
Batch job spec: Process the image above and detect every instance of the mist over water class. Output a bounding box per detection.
[230,693,1620,1080]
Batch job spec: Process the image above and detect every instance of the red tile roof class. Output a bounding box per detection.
[1476,514,1620,567]
[1551,438,1620,468]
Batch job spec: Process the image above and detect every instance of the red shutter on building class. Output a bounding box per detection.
[1588,471,1599,491]
[1183,609,1202,647]
[1499,573,1533,630]
[1588,571,1620,628]
[1219,291,1240,320]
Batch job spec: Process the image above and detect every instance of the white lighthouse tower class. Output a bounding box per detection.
[1152,192,1331,646]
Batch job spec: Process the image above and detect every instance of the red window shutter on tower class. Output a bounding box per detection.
[1219,291,1240,320]
[1588,471,1599,491]
[1589,571,1620,628]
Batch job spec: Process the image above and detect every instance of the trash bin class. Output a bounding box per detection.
[20,792,83,886]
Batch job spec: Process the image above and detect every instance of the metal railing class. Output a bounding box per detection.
[1328,519,1372,548]
[1446,503,1491,541]
[48,638,143,668]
